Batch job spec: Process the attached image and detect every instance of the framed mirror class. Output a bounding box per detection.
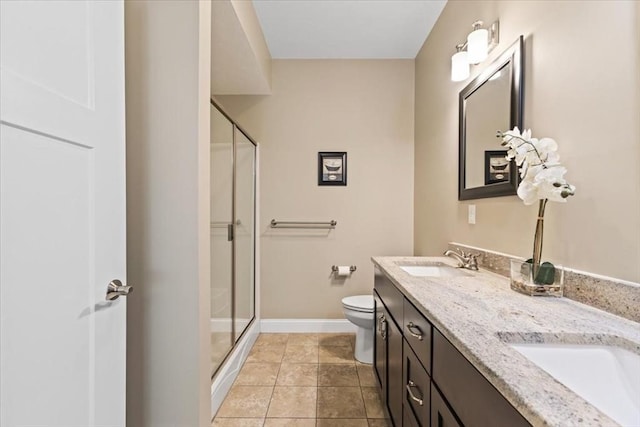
[458,36,523,200]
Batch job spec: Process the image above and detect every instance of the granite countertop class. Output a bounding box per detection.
[371,256,640,427]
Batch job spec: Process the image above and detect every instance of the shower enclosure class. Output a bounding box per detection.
[210,100,256,378]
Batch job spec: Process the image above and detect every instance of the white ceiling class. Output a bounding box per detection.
[253,0,447,59]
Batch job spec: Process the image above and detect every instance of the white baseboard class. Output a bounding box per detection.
[210,320,260,418]
[260,319,357,333]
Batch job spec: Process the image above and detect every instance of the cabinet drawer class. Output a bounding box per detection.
[374,266,403,327]
[403,339,430,427]
[403,298,432,374]
[432,329,531,427]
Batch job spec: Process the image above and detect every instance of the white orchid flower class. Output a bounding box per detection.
[497,127,575,204]
[516,178,539,205]
[496,127,575,276]
[532,165,571,203]
[533,137,560,163]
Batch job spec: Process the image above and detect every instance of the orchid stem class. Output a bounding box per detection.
[532,198,548,279]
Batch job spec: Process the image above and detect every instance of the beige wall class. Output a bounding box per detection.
[211,0,271,94]
[218,60,415,318]
[415,0,640,282]
[125,1,211,426]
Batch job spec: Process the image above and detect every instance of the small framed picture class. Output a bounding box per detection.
[318,152,347,186]
[485,150,511,185]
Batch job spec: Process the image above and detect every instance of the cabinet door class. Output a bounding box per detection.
[431,383,462,427]
[373,291,387,396]
[433,329,531,427]
[404,407,420,427]
[387,313,403,427]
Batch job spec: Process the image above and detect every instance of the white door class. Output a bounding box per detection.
[0,1,127,426]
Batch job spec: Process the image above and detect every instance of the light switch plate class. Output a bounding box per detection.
[468,205,476,224]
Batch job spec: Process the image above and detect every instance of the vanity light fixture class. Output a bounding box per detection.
[451,20,500,82]
[451,44,469,82]
[467,21,489,64]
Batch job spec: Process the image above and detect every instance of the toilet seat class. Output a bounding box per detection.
[342,295,374,313]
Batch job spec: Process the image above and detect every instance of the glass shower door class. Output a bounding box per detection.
[210,105,234,376]
[233,128,255,342]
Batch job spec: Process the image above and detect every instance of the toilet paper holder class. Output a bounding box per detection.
[331,265,357,274]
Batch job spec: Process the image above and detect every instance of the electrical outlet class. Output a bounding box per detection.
[468,205,476,224]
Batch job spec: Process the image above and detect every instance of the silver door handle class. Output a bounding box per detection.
[406,380,424,406]
[406,322,424,341]
[378,314,387,340]
[106,279,133,301]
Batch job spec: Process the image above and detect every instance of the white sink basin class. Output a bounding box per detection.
[510,343,640,426]
[399,264,470,278]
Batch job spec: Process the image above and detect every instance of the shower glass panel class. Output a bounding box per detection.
[210,100,257,380]
[233,129,256,342]
[210,105,234,376]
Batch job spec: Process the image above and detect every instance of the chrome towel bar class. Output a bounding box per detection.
[270,219,337,229]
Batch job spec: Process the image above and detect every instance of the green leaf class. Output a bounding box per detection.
[524,259,556,285]
[535,262,556,285]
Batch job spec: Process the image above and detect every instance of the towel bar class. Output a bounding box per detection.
[270,219,337,229]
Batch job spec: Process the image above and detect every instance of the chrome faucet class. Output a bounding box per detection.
[443,249,479,270]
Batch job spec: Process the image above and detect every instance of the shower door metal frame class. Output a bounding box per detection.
[210,98,257,380]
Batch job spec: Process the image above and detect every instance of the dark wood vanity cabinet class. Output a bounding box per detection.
[373,266,532,427]
[431,383,462,427]
[373,291,387,394]
[373,282,403,426]
[403,339,430,426]
[432,329,530,427]
[387,309,404,427]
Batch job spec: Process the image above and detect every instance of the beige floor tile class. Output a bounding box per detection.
[286,333,318,346]
[367,419,392,427]
[283,345,319,363]
[235,363,280,386]
[316,419,368,427]
[267,386,317,418]
[318,333,354,347]
[246,344,286,363]
[317,364,359,386]
[361,387,385,418]
[276,364,318,386]
[263,419,316,427]
[356,364,377,387]
[316,387,366,418]
[318,345,355,364]
[212,418,264,427]
[255,334,289,346]
[216,386,273,418]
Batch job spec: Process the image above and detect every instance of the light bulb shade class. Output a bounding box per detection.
[467,28,488,64]
[451,51,469,82]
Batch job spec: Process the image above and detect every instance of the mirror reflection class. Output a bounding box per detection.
[458,36,523,200]
[464,63,511,189]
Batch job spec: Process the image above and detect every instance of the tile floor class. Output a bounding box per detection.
[212,333,391,427]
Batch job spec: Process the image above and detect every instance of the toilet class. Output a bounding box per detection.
[341,295,374,364]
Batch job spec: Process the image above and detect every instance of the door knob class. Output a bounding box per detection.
[106,279,133,301]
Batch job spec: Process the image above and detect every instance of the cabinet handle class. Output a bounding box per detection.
[406,380,424,406]
[378,314,387,340]
[406,322,424,341]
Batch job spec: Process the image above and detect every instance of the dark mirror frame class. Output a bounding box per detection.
[458,36,524,200]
